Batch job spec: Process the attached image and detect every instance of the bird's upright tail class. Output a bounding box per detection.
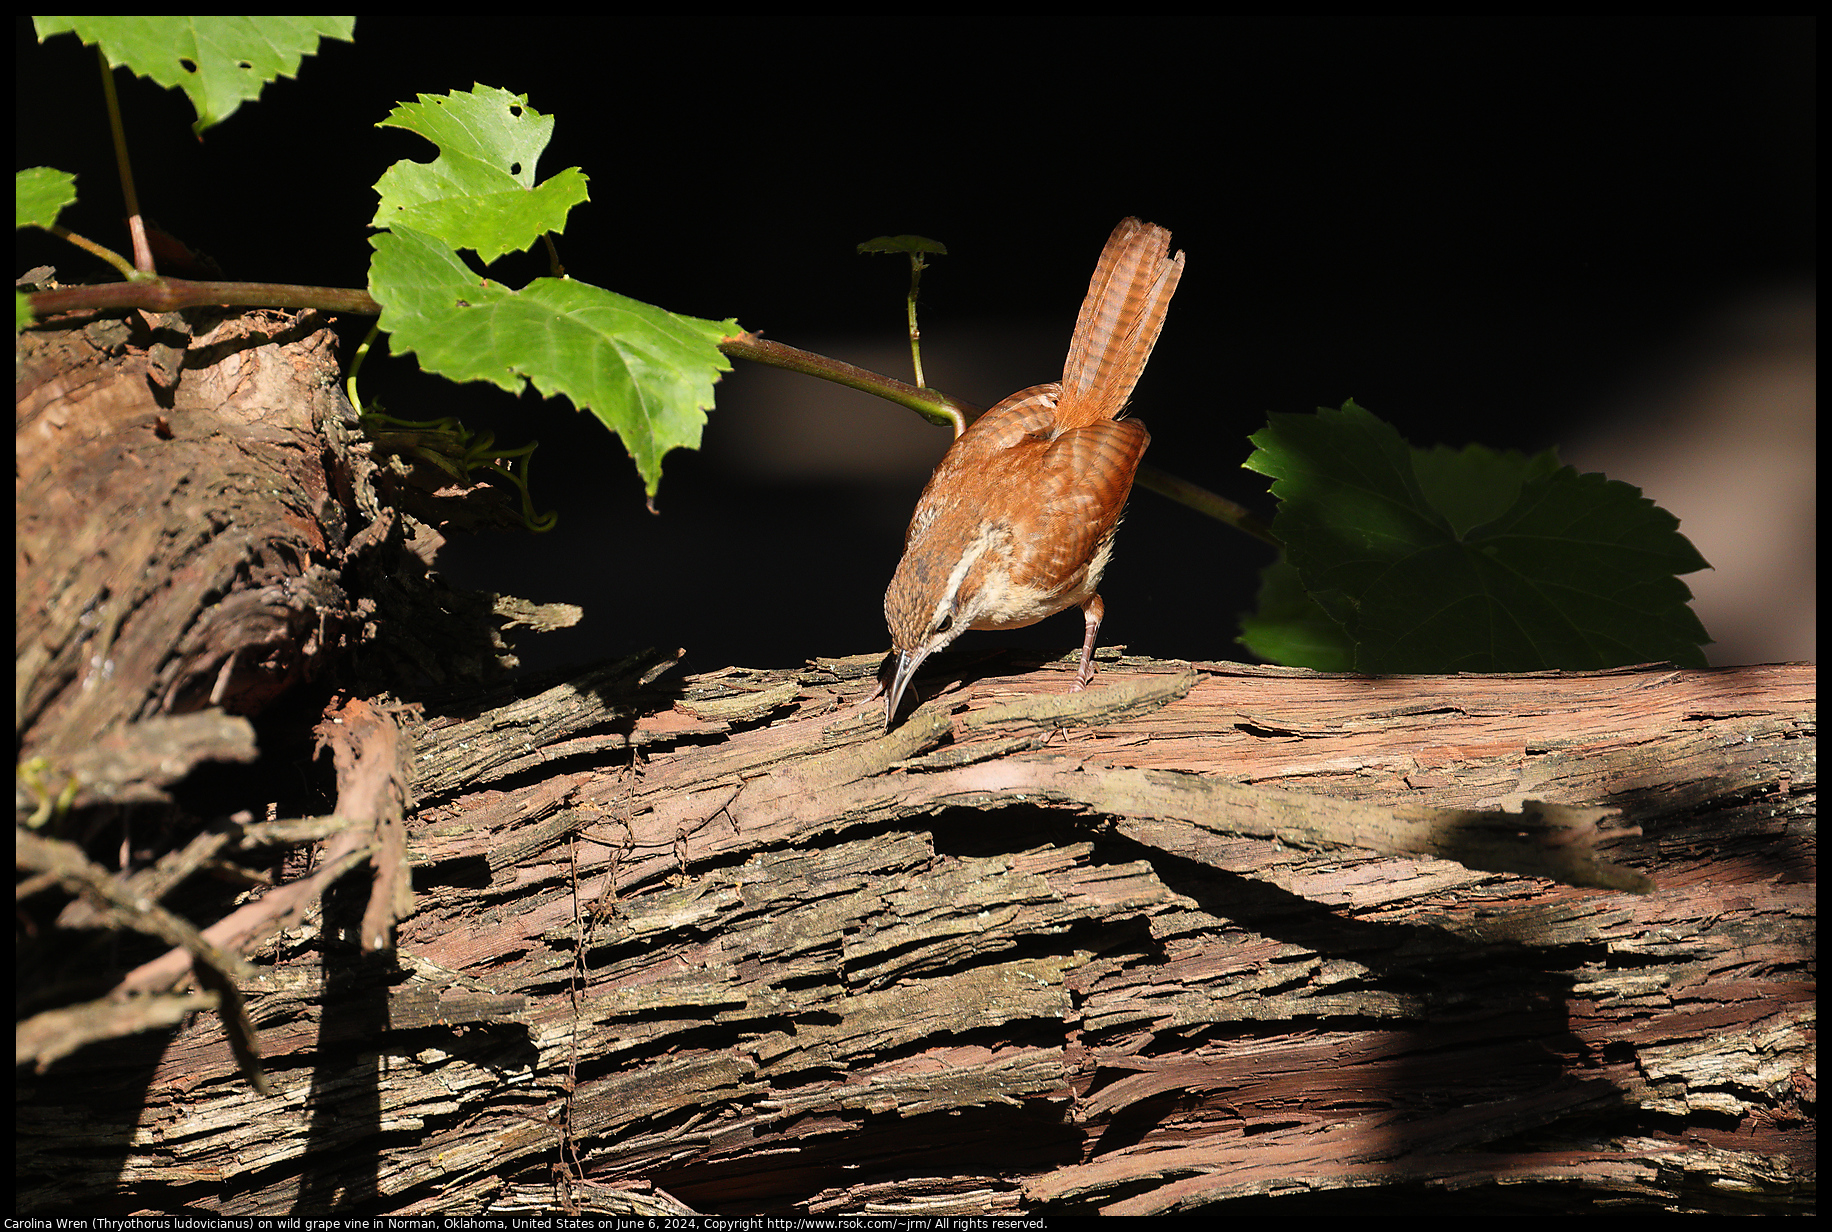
[1055,217,1185,430]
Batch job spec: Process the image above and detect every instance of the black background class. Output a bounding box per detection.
[16,17,1815,676]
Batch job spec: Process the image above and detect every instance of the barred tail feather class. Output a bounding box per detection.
[1057,218,1185,429]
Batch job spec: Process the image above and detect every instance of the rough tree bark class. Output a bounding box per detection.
[15,307,1815,1217]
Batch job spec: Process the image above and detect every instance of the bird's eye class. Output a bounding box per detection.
[935,614,954,634]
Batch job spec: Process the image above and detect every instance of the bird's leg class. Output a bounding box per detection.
[1071,594,1106,691]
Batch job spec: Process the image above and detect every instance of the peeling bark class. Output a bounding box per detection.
[18,652,1814,1215]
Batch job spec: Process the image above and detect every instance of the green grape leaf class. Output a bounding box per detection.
[34,16,355,135]
[1243,401,1712,672]
[1237,557,1357,672]
[16,167,78,230]
[369,225,735,497]
[1413,440,1563,535]
[372,85,588,263]
[366,85,737,497]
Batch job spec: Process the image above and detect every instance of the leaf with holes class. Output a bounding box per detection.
[34,16,354,134]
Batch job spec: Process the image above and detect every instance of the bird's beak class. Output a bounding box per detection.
[885,647,928,731]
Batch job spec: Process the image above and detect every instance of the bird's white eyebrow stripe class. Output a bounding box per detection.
[934,530,994,629]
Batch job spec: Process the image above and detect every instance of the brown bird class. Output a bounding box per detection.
[883,217,1185,728]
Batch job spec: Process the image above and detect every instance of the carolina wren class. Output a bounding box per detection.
[883,217,1185,727]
